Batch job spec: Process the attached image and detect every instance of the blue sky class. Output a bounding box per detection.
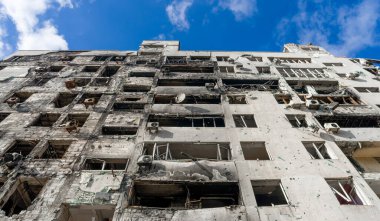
[0,0,379,59]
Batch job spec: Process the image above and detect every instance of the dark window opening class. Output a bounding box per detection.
[148,115,225,127]
[54,93,77,108]
[277,68,328,78]
[233,115,257,128]
[252,180,288,206]
[219,66,235,73]
[324,63,343,67]
[59,56,75,62]
[113,102,145,111]
[110,56,126,61]
[269,57,311,64]
[315,115,380,128]
[40,140,73,159]
[82,66,100,72]
[243,56,263,62]
[5,140,39,157]
[143,142,231,161]
[102,126,138,135]
[256,67,271,74]
[355,87,379,93]
[123,85,151,92]
[154,94,221,104]
[0,178,47,217]
[64,113,90,127]
[31,113,61,127]
[6,56,40,62]
[91,78,111,86]
[287,80,339,95]
[0,113,10,122]
[58,205,115,221]
[216,56,229,62]
[223,79,279,90]
[83,158,129,170]
[227,95,247,104]
[49,66,64,72]
[326,178,369,205]
[29,77,52,86]
[129,72,156,77]
[298,94,363,105]
[190,56,210,61]
[92,56,110,62]
[286,115,307,127]
[101,66,120,77]
[4,92,33,105]
[78,93,102,107]
[157,79,216,87]
[241,142,270,160]
[131,182,239,209]
[302,142,332,159]
[74,78,91,87]
[274,94,291,104]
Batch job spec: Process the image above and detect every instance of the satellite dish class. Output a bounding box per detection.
[175,93,186,103]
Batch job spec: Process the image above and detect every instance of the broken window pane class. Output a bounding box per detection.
[302,142,332,159]
[326,178,370,205]
[286,115,307,128]
[233,115,257,128]
[252,180,288,206]
[31,113,61,127]
[241,142,270,160]
[148,115,225,127]
[83,158,129,171]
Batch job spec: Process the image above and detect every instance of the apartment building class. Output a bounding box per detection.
[0,41,379,220]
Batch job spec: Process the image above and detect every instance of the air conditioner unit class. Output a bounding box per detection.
[205,83,215,90]
[147,122,159,134]
[137,155,153,166]
[324,123,340,133]
[306,99,320,110]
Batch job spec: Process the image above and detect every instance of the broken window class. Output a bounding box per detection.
[154,94,221,104]
[355,87,379,93]
[143,142,231,161]
[251,180,288,206]
[190,56,210,61]
[315,115,380,128]
[287,80,339,95]
[241,142,270,160]
[148,115,225,127]
[298,94,363,105]
[101,66,120,77]
[274,94,291,104]
[6,55,40,62]
[244,56,263,62]
[0,178,47,216]
[286,114,307,128]
[110,56,126,61]
[49,66,65,72]
[269,57,311,64]
[5,140,39,157]
[165,56,187,64]
[31,113,61,127]
[54,93,77,108]
[40,140,73,159]
[4,92,33,106]
[302,142,333,160]
[82,66,100,72]
[92,56,110,62]
[59,56,75,62]
[277,68,328,78]
[324,63,343,67]
[256,67,271,74]
[123,85,151,92]
[59,205,115,221]
[102,126,138,135]
[219,66,235,73]
[130,181,239,209]
[64,113,90,127]
[227,95,247,104]
[157,79,216,87]
[78,93,102,108]
[0,113,10,122]
[129,71,156,77]
[216,56,229,62]
[74,78,91,87]
[113,102,145,111]
[326,178,370,205]
[233,115,257,128]
[91,78,111,86]
[83,158,129,171]
[29,77,52,86]
[223,79,279,91]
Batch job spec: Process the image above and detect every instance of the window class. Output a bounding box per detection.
[286,114,307,128]
[256,67,271,74]
[274,94,291,104]
[190,56,210,61]
[301,46,320,51]
[0,178,47,217]
[92,56,110,61]
[219,66,235,73]
[4,92,33,106]
[82,66,100,72]
[315,115,380,128]
[49,66,65,72]
[29,77,52,86]
[58,205,115,221]
[101,66,120,77]
[129,71,156,77]
[5,140,39,157]
[78,93,102,108]
[324,63,343,67]
[40,140,73,159]
[157,79,216,87]
[123,85,151,92]
[148,115,225,127]
[110,56,126,61]
[64,113,90,127]
[277,68,328,78]
[154,94,221,104]
[243,55,263,62]
[216,56,229,61]
[270,57,311,64]
[143,142,231,161]
[223,79,279,91]
[227,95,247,104]
[31,113,61,127]
[90,78,111,86]
[83,158,129,171]
[131,181,239,209]
[355,87,379,93]
[233,115,257,128]
[326,178,370,205]
[59,56,75,61]
[302,142,333,159]
[252,180,288,206]
[102,126,138,135]
[54,93,77,108]
[241,142,270,160]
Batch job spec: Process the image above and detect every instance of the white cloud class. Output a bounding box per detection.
[0,0,73,57]
[218,0,257,20]
[278,0,380,56]
[166,0,193,31]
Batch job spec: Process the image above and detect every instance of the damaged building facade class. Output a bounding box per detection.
[0,41,380,220]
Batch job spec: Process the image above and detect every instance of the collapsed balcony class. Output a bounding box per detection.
[287,80,339,95]
[148,115,225,127]
[162,56,215,73]
[142,142,231,161]
[156,79,216,87]
[129,181,239,209]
